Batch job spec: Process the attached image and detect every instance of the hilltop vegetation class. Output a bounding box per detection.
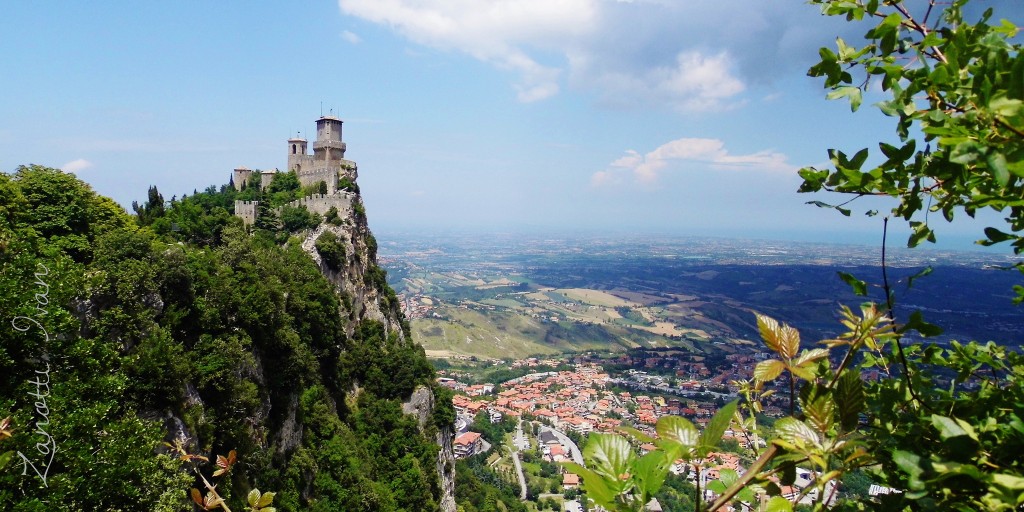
[0,165,449,511]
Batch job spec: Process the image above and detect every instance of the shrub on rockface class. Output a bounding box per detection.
[315,230,346,270]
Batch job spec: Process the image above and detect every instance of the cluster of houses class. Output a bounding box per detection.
[396,293,436,319]
[442,362,767,442]
[440,357,839,509]
[443,364,621,436]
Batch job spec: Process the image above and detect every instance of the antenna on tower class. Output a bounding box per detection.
[320,102,323,117]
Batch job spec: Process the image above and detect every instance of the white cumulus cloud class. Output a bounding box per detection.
[61,158,93,174]
[593,137,793,186]
[338,0,847,110]
[339,0,596,102]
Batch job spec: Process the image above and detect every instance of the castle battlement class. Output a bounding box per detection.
[234,200,259,226]
[275,192,354,218]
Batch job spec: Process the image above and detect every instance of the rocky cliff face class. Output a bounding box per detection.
[302,194,457,512]
[403,386,458,512]
[152,191,455,510]
[300,220,398,340]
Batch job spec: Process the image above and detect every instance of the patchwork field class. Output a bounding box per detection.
[381,234,1024,360]
[402,277,726,360]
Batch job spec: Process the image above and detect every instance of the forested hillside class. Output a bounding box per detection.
[0,165,456,511]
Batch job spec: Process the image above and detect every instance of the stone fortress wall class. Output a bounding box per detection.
[260,171,276,190]
[273,192,354,219]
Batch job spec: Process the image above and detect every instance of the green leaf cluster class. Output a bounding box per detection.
[314,230,347,270]
[564,402,738,512]
[562,2,1024,511]
[800,1,1024,277]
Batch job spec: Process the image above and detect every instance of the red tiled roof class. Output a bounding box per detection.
[454,432,482,446]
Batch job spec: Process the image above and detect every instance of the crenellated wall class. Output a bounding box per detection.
[274,192,354,218]
[297,167,339,194]
[234,200,258,225]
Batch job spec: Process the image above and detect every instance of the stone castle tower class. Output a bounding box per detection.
[233,115,359,224]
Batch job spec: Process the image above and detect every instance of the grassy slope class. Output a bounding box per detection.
[412,305,697,359]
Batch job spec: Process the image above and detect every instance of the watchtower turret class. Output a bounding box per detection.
[287,135,308,173]
[313,116,346,162]
[232,166,254,191]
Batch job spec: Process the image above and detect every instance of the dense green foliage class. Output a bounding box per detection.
[470,412,517,448]
[1,167,191,510]
[654,474,697,512]
[324,206,343,226]
[338,177,359,195]
[340,321,435,401]
[431,385,457,432]
[314,230,346,270]
[454,454,528,512]
[279,205,322,233]
[795,2,1024,509]
[13,165,130,263]
[0,166,446,511]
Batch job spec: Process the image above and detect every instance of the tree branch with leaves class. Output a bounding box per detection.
[798,0,1024,278]
[167,439,277,512]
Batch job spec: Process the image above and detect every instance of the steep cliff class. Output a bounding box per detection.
[302,195,457,512]
[0,165,455,511]
[402,386,458,512]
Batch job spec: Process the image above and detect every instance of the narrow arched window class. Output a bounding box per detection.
[292,144,297,154]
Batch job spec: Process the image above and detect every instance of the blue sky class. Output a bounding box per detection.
[1,1,1020,250]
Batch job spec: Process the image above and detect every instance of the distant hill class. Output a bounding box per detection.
[381,234,1024,360]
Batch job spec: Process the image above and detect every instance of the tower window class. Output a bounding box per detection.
[292,144,297,154]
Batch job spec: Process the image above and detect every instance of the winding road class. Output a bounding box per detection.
[539,425,584,466]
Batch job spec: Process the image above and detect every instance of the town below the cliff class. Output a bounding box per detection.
[440,350,860,510]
